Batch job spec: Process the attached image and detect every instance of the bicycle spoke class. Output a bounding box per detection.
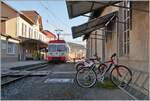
[110,65,132,87]
[76,68,97,88]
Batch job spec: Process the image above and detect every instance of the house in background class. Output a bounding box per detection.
[1,1,54,62]
[67,42,86,61]
[18,10,48,60]
[42,30,57,42]
[1,1,20,63]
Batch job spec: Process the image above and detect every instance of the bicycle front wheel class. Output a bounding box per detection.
[110,65,132,87]
[75,67,97,88]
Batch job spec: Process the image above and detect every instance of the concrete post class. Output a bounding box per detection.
[116,16,119,63]
[6,37,8,63]
[95,31,97,55]
[102,28,105,62]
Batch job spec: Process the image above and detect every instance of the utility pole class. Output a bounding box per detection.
[55,29,63,40]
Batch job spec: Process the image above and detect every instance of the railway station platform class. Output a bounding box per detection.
[1,60,47,72]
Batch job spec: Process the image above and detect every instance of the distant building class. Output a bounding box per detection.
[42,30,57,42]
[19,10,47,60]
[1,1,20,62]
[1,1,54,62]
[67,42,86,61]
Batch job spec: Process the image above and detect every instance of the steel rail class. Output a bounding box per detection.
[1,63,48,87]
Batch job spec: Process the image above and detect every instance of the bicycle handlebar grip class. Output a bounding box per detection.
[111,53,117,58]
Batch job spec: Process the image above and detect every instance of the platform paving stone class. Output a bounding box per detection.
[1,63,134,100]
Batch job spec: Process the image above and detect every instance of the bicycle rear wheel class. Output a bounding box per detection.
[75,67,97,88]
[98,63,107,74]
[110,65,132,87]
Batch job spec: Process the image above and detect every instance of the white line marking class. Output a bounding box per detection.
[52,71,76,74]
[44,78,74,83]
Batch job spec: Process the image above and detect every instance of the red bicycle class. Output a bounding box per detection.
[75,53,132,88]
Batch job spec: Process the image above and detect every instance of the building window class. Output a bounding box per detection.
[29,28,32,38]
[22,23,27,37]
[42,36,44,41]
[39,34,42,40]
[1,41,6,49]
[29,28,31,38]
[119,1,131,57]
[30,29,33,38]
[7,42,16,54]
[24,25,27,37]
[34,31,36,39]
[123,1,130,55]
[22,23,24,36]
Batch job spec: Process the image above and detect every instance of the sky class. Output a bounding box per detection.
[3,0,88,46]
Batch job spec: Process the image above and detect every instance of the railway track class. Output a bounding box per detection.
[2,63,77,87]
[1,63,48,87]
[1,75,29,86]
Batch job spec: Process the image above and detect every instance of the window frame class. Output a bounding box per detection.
[22,23,24,36]
[7,42,16,54]
[24,25,27,37]
[29,28,31,38]
[123,1,130,56]
[34,30,36,39]
[1,41,6,49]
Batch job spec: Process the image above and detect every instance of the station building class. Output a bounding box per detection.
[1,1,54,62]
[66,1,149,98]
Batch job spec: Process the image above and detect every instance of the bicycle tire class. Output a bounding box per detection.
[75,62,85,71]
[110,65,132,87]
[75,67,97,88]
[98,63,107,73]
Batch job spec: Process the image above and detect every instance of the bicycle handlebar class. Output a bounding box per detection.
[88,55,101,62]
[111,53,117,59]
[88,53,116,62]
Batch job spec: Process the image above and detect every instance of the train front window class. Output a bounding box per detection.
[48,45,57,52]
[57,45,66,51]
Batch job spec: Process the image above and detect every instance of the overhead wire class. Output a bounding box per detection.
[44,1,71,29]
[39,1,59,30]
[40,1,70,31]
[39,1,74,40]
[39,1,85,45]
